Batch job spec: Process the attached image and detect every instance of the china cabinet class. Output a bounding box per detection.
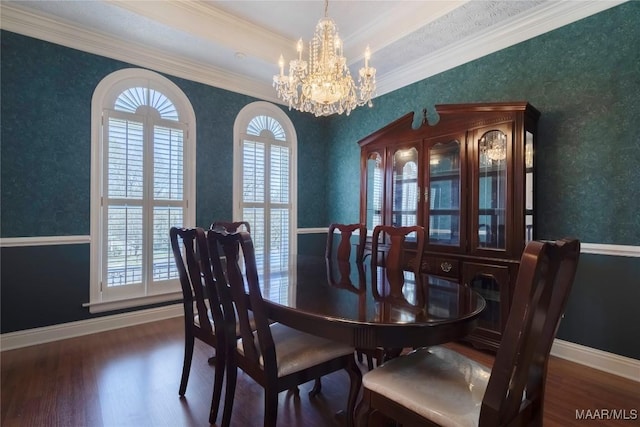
[358,102,539,350]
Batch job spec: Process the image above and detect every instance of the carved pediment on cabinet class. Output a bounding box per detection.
[358,102,539,147]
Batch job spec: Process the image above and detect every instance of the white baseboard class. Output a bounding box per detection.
[0,304,183,351]
[551,339,640,382]
[2,306,638,382]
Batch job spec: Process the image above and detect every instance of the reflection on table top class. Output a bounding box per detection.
[257,255,486,349]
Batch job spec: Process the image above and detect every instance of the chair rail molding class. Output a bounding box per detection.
[0,235,91,247]
[580,242,640,258]
[3,235,640,258]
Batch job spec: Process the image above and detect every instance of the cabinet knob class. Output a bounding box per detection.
[440,261,453,273]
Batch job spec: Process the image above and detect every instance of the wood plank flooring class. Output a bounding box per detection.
[2,317,638,427]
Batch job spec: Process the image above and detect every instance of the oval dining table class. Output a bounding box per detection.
[235,253,486,426]
[259,255,486,351]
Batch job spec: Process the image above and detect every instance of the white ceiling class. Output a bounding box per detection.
[0,1,626,105]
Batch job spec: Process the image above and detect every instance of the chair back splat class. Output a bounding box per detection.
[356,238,580,427]
[326,223,367,290]
[370,225,426,303]
[326,223,367,262]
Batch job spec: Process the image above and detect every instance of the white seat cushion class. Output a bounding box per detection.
[237,322,355,378]
[362,346,491,427]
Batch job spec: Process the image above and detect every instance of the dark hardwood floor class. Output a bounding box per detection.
[2,317,638,427]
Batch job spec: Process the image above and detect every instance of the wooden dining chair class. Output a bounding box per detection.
[355,238,581,427]
[170,227,227,425]
[370,224,426,303]
[326,223,367,262]
[326,223,367,291]
[362,225,427,368]
[207,228,363,427]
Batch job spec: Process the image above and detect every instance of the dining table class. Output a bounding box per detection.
[259,253,486,355]
[236,252,486,426]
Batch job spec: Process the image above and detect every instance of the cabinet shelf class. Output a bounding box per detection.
[430,170,460,180]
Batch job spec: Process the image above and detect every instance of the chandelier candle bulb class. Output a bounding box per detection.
[296,38,303,60]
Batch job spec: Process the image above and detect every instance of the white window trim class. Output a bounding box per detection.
[88,68,196,313]
[232,101,298,260]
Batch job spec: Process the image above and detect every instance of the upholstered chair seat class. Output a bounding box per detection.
[363,346,490,427]
[237,322,356,378]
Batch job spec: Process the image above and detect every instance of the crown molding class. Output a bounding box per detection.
[0,3,283,104]
[0,1,628,105]
[106,0,291,64]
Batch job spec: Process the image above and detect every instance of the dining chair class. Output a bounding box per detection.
[363,225,427,368]
[370,224,426,302]
[355,238,581,427]
[170,227,227,425]
[210,221,320,394]
[207,227,363,427]
[326,223,367,262]
[326,223,367,291]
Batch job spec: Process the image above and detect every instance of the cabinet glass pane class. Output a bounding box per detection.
[366,152,384,231]
[426,275,460,318]
[392,148,418,231]
[429,140,460,246]
[468,274,500,331]
[478,130,507,250]
[525,131,534,243]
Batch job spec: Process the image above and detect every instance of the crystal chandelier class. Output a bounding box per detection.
[272,0,376,117]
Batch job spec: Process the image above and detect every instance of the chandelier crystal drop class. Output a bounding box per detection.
[481,131,508,162]
[272,0,376,117]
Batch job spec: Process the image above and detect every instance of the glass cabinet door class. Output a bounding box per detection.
[391,147,419,230]
[477,129,508,250]
[463,262,509,337]
[365,152,384,231]
[525,131,534,243]
[427,139,461,247]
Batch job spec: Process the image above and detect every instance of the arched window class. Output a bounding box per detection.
[89,69,196,313]
[233,102,297,283]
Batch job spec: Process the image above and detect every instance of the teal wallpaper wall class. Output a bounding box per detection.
[327,2,640,246]
[0,31,330,238]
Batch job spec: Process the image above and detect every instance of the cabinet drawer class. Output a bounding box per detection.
[420,257,459,278]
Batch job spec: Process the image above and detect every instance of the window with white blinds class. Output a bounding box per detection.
[234,103,297,287]
[90,69,195,313]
